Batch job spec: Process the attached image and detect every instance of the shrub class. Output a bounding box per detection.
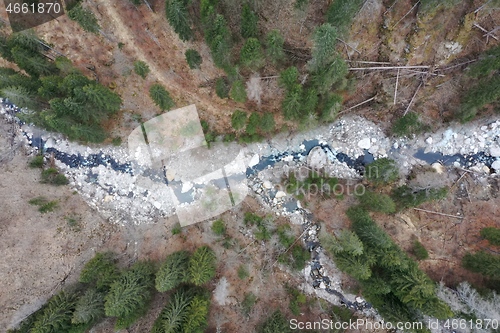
[241,292,257,317]
[413,241,429,260]
[392,112,426,137]
[215,77,229,99]
[230,80,247,103]
[31,291,77,333]
[29,155,44,168]
[357,190,396,214]
[279,67,299,91]
[480,227,500,246]
[259,310,291,333]
[237,265,249,279]
[133,60,150,79]
[41,168,69,185]
[319,93,342,122]
[364,158,399,185]
[149,83,175,111]
[67,4,100,34]
[185,49,202,69]
[240,38,264,69]
[72,288,105,325]
[211,219,226,236]
[231,110,247,130]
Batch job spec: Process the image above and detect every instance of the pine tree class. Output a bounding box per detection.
[230,80,247,103]
[104,261,155,320]
[240,38,264,69]
[134,60,150,79]
[149,84,175,111]
[309,23,339,72]
[279,67,299,91]
[155,251,190,292]
[260,113,275,133]
[185,49,202,69]
[31,291,77,333]
[241,3,258,38]
[0,85,37,109]
[79,252,120,290]
[72,288,105,325]
[265,30,285,64]
[165,0,193,41]
[357,190,396,214]
[281,85,303,120]
[181,294,210,333]
[188,246,217,286]
[231,109,248,130]
[152,288,194,333]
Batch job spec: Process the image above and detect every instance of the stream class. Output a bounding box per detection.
[2,97,499,322]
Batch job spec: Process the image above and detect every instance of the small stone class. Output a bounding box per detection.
[425,137,433,144]
[481,126,488,131]
[453,161,461,168]
[166,169,176,182]
[358,138,371,149]
[393,142,399,149]
[483,165,491,174]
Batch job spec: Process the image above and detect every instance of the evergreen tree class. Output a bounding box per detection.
[357,190,396,214]
[151,288,194,333]
[246,112,260,135]
[241,3,258,38]
[188,246,217,286]
[149,84,175,111]
[279,67,299,91]
[326,0,364,34]
[181,294,210,333]
[364,158,399,185]
[309,23,339,72]
[31,291,77,333]
[67,4,100,34]
[165,0,193,41]
[1,86,38,109]
[185,49,202,69]
[259,310,291,333]
[480,227,500,246]
[104,261,156,320]
[79,252,120,290]
[155,251,190,292]
[281,85,303,120]
[240,38,264,69]
[265,30,285,64]
[72,288,105,325]
[231,109,248,130]
[134,60,150,79]
[230,80,247,103]
[260,113,275,133]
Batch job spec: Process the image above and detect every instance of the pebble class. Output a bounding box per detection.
[425,137,433,144]
[357,138,371,149]
[491,160,500,171]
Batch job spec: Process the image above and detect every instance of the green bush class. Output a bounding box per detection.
[241,292,257,317]
[413,240,429,260]
[185,49,202,69]
[231,109,247,130]
[67,4,100,34]
[149,83,175,111]
[31,291,78,333]
[237,265,249,279]
[309,23,339,71]
[165,0,193,41]
[357,190,396,214]
[230,80,247,103]
[41,168,69,185]
[72,288,105,325]
[211,218,226,236]
[215,77,229,99]
[480,227,500,246]
[319,93,342,122]
[29,155,44,168]
[392,112,427,137]
[364,158,399,185]
[29,196,59,213]
[133,60,150,79]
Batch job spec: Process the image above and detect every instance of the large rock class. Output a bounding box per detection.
[491,160,500,171]
[307,146,328,169]
[357,138,371,149]
[490,146,500,157]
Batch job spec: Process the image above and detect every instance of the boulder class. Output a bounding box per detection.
[307,146,328,169]
[491,160,500,171]
[489,146,500,157]
[357,138,371,149]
